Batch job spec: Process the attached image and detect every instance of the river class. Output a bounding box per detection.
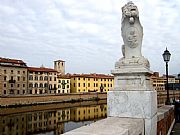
[0,100,107,135]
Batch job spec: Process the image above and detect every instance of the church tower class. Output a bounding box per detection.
[54,60,65,75]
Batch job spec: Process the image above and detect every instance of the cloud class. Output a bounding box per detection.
[0,0,180,75]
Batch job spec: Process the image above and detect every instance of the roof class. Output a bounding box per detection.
[57,74,70,79]
[0,57,26,65]
[28,67,57,72]
[54,60,65,62]
[69,73,114,79]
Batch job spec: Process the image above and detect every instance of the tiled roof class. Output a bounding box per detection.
[57,74,70,79]
[69,73,114,79]
[0,57,26,64]
[28,67,57,72]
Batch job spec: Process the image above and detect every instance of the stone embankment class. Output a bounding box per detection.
[64,105,175,135]
[0,92,107,107]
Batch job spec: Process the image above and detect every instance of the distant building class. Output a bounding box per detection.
[57,75,70,94]
[54,60,65,75]
[70,74,114,93]
[28,67,58,94]
[0,57,28,96]
[151,72,179,91]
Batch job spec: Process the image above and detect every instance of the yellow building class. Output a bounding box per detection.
[70,74,114,93]
[0,57,28,96]
[28,67,58,94]
[57,75,70,94]
[70,104,107,122]
[151,72,179,91]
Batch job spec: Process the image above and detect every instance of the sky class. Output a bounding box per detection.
[0,0,180,75]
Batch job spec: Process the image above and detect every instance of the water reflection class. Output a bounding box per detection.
[0,102,107,135]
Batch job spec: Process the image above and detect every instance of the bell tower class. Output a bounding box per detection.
[54,60,65,75]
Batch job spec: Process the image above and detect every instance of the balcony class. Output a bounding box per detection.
[9,79,16,83]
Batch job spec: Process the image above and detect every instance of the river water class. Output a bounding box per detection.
[0,100,107,135]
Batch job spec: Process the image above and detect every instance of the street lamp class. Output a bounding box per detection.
[162,47,171,105]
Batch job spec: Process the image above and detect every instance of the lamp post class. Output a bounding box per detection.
[162,47,171,105]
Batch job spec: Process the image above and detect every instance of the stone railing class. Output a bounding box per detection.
[63,105,175,135]
[157,105,175,135]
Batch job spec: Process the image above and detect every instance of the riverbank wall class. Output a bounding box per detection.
[0,92,107,107]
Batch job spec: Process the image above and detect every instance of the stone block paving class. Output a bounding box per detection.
[171,123,180,135]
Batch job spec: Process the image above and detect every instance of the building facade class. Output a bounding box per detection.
[151,72,179,91]
[28,67,58,94]
[70,74,114,93]
[0,57,28,96]
[57,75,70,94]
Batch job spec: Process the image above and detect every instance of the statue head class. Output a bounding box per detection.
[122,1,139,23]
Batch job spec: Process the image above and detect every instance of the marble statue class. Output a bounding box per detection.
[108,2,157,134]
[115,1,149,69]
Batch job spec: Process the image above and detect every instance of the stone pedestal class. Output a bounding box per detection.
[108,90,157,135]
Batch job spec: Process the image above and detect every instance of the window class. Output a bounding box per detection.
[58,90,60,93]
[23,84,25,87]
[29,75,33,80]
[50,77,52,81]
[67,80,69,83]
[23,77,25,81]
[4,76,6,81]
[11,70,13,74]
[78,78,80,80]
[17,90,19,94]
[88,83,90,87]
[83,83,85,87]
[17,71,20,74]
[54,84,56,89]
[4,70,6,74]
[17,76,20,81]
[23,90,25,94]
[54,77,56,81]
[74,83,75,87]
[44,83,48,88]
[58,85,60,88]
[11,84,13,87]
[63,90,64,93]
[40,76,43,80]
[44,76,48,80]
[17,84,20,87]
[67,85,69,88]
[35,83,38,88]
[23,71,25,74]
[11,76,13,80]
[40,83,43,88]
[4,90,6,94]
[78,83,80,87]
[49,84,52,89]
[94,83,95,87]
[29,83,33,88]
[4,84,6,87]
[35,90,37,94]
[35,76,38,80]
[58,80,61,83]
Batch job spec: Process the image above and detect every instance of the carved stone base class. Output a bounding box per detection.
[112,56,152,91]
[115,56,150,69]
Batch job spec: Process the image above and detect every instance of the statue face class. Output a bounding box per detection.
[122,2,139,18]
[126,27,139,48]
